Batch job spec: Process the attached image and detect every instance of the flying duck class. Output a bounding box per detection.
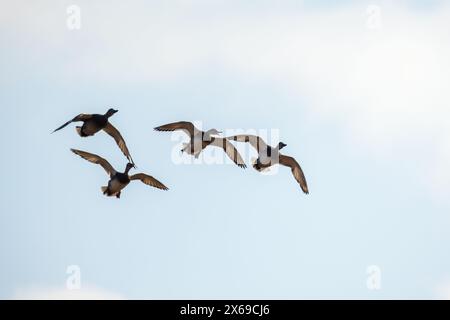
[154,121,246,168]
[53,109,135,166]
[228,135,309,194]
[71,149,168,198]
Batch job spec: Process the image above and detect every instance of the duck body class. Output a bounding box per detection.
[104,173,130,198]
[255,145,282,168]
[71,149,169,199]
[155,121,246,168]
[228,135,309,194]
[181,133,215,158]
[77,114,109,137]
[180,132,203,156]
[53,109,135,166]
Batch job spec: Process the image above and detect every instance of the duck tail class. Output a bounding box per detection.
[253,163,263,171]
[76,126,87,137]
[101,186,109,195]
[251,157,262,171]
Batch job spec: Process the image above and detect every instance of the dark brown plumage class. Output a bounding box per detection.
[71,149,168,198]
[228,134,309,194]
[53,109,135,166]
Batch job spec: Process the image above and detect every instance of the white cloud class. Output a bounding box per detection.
[3,1,450,197]
[13,285,124,300]
[435,279,450,300]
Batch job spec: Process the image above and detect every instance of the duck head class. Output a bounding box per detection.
[105,108,119,117]
[206,128,222,136]
[278,142,288,150]
[203,128,222,141]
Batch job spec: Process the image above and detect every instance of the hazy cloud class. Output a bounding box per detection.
[2,1,450,198]
[13,285,124,300]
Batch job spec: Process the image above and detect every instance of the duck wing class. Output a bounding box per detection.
[279,154,309,194]
[130,173,169,190]
[227,135,269,153]
[154,121,196,138]
[210,138,247,168]
[71,149,117,177]
[52,114,93,133]
[103,123,135,166]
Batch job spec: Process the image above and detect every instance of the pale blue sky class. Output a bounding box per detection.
[1,0,449,299]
